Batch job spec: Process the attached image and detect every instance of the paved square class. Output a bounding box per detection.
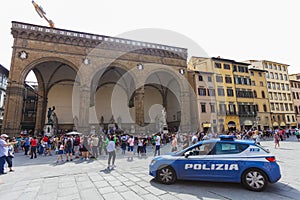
[0,138,300,200]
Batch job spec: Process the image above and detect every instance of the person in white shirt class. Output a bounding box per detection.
[191,132,199,144]
[154,133,161,156]
[106,136,116,170]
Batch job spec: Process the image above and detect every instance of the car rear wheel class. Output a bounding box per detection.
[156,166,176,184]
[242,169,268,192]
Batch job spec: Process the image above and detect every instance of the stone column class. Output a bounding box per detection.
[180,90,192,132]
[134,86,145,133]
[2,82,25,136]
[78,85,90,134]
[34,91,47,133]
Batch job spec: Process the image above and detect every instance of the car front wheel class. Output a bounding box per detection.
[156,166,176,184]
[242,169,268,192]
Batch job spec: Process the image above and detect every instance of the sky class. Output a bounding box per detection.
[1,0,300,81]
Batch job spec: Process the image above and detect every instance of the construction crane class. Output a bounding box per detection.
[32,0,55,28]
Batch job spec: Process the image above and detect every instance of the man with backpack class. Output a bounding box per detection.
[73,135,80,158]
[64,135,73,161]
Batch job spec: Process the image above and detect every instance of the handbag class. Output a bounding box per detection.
[8,147,14,157]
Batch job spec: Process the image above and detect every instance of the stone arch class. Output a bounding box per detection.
[20,57,80,83]
[144,66,190,96]
[89,63,137,106]
[141,65,197,132]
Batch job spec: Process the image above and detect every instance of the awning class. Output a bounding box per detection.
[244,120,253,126]
[273,122,279,127]
[290,123,297,127]
[203,123,211,128]
[280,122,286,127]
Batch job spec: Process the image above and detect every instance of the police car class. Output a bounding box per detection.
[149,135,281,192]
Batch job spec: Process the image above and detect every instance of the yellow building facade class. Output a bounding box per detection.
[249,67,272,130]
[188,57,241,133]
[247,60,296,129]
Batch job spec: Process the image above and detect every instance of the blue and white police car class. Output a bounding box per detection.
[149,135,281,192]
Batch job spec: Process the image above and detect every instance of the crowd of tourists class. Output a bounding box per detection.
[1,127,299,175]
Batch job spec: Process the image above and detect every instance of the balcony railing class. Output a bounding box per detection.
[238,112,257,117]
[226,111,238,116]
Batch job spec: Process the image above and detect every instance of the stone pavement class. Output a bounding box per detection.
[0,137,300,200]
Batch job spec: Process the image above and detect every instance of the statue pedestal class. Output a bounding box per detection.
[44,124,53,136]
[162,123,168,134]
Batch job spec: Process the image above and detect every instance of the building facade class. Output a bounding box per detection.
[188,57,247,133]
[247,60,296,129]
[21,84,39,132]
[188,57,217,133]
[289,73,300,128]
[249,67,272,130]
[3,21,198,136]
[233,62,256,131]
[0,64,9,131]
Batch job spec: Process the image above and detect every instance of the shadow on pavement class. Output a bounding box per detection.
[149,178,300,199]
[99,168,114,174]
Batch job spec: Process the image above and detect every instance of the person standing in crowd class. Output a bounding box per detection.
[73,135,80,158]
[80,136,89,160]
[295,129,300,142]
[97,135,103,156]
[30,136,38,159]
[137,137,143,156]
[23,135,30,156]
[171,134,178,152]
[0,134,10,175]
[182,134,189,149]
[142,136,148,156]
[279,128,285,141]
[56,141,64,163]
[91,135,99,159]
[120,134,127,155]
[274,132,280,148]
[127,135,134,154]
[191,132,199,145]
[106,136,116,170]
[5,138,17,172]
[64,135,73,161]
[154,133,161,156]
[102,135,109,156]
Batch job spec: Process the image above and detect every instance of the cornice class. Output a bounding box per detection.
[11,21,187,60]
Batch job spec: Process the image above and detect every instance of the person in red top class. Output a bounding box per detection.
[30,137,38,159]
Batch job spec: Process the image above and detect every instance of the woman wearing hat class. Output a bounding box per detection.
[0,134,11,175]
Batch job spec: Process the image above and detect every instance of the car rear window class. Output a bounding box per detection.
[216,142,249,154]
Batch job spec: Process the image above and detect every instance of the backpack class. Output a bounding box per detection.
[73,139,79,146]
[66,139,72,148]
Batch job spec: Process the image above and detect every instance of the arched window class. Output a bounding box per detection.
[253,90,257,98]
[262,91,265,98]
[263,104,267,112]
[295,106,298,114]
